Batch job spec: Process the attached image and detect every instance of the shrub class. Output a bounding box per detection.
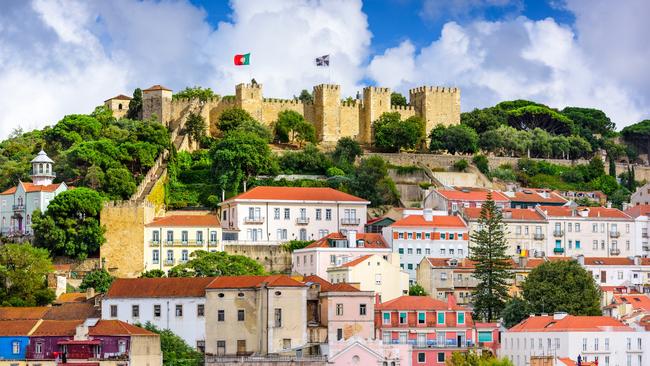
[453,159,469,172]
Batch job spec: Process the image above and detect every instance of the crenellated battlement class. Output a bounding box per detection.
[262,98,304,105]
[341,100,361,107]
[313,84,340,92]
[236,83,262,90]
[363,86,390,93]
[390,104,415,111]
[409,86,459,94]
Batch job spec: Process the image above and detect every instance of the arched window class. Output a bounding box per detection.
[118,103,123,110]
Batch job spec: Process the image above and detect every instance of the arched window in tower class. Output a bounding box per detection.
[118,103,123,110]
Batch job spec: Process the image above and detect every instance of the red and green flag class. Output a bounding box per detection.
[234,53,250,66]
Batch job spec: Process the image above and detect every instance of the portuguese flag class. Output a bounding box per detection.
[234,53,250,66]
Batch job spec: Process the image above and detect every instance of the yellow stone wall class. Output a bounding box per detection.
[360,86,391,144]
[409,86,461,132]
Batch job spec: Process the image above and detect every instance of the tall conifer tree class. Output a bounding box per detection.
[469,192,513,321]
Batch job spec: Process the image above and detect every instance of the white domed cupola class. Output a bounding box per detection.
[30,150,55,186]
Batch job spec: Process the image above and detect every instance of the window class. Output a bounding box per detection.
[576,240,581,249]
[398,232,404,239]
[618,271,624,280]
[593,223,598,232]
[383,332,391,344]
[638,337,642,349]
[425,248,431,255]
[181,230,188,243]
[325,209,332,220]
[418,312,425,324]
[110,305,118,317]
[152,250,159,264]
[398,247,404,254]
[425,232,431,239]
[359,304,367,316]
[416,232,422,240]
[12,341,19,354]
[217,310,225,322]
[416,248,422,255]
[418,353,425,363]
[217,340,226,356]
[299,228,307,241]
[516,226,521,235]
[407,233,413,240]
[457,312,465,324]
[399,312,407,324]
[316,209,322,220]
[35,342,42,354]
[154,304,161,317]
[568,223,572,232]
[196,230,203,243]
[595,338,599,351]
[275,308,282,327]
[555,338,560,349]
[605,337,609,350]
[330,255,336,264]
[576,223,581,232]
[440,248,446,255]
[441,233,446,240]
[118,339,126,354]
[210,231,217,243]
[478,331,493,343]
[181,250,189,262]
[196,340,205,353]
[407,263,413,270]
[407,247,413,254]
[197,304,205,317]
[274,208,280,219]
[437,312,445,324]
[383,312,390,324]
[284,208,290,219]
[166,230,174,242]
[593,240,598,250]
[238,309,245,321]
[132,305,139,318]
[376,274,382,285]
[337,328,343,341]
[152,230,160,242]
[176,304,183,317]
[437,352,445,362]
[627,240,631,250]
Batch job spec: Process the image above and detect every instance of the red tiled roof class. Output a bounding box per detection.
[612,295,650,311]
[391,215,467,228]
[464,207,545,221]
[539,206,631,219]
[376,296,465,311]
[146,214,220,227]
[475,322,498,328]
[222,186,368,203]
[304,232,389,249]
[0,307,49,320]
[624,204,650,218]
[104,94,132,102]
[206,275,305,289]
[1,182,64,195]
[0,320,40,336]
[32,320,84,336]
[508,315,631,332]
[436,189,509,202]
[583,257,635,266]
[506,189,567,203]
[641,258,650,266]
[323,283,362,292]
[302,275,332,288]
[106,277,217,298]
[44,303,100,320]
[557,357,596,366]
[89,320,155,336]
[143,84,172,91]
[338,255,373,268]
[56,293,86,303]
[425,257,477,269]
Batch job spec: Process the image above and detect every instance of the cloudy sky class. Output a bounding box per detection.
[0,0,648,138]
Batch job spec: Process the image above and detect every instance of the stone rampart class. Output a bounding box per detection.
[222,244,292,274]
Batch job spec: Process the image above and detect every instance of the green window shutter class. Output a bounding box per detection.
[457,312,465,324]
[418,312,425,322]
[437,312,445,324]
[478,331,493,342]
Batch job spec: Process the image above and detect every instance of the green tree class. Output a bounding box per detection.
[522,260,600,315]
[507,105,575,135]
[168,251,265,277]
[373,112,424,152]
[621,119,650,157]
[279,144,332,175]
[84,164,105,190]
[469,193,513,321]
[332,137,362,169]
[274,110,316,146]
[472,155,490,175]
[216,108,256,133]
[0,244,55,307]
[297,89,313,104]
[105,167,137,200]
[140,269,166,278]
[608,158,616,177]
[349,156,399,207]
[530,128,552,158]
[80,269,114,293]
[461,107,508,134]
[408,283,427,296]
[561,107,615,146]
[173,86,215,102]
[444,125,479,155]
[185,112,206,144]
[454,159,469,172]
[428,125,448,153]
[127,88,143,120]
[446,351,513,366]
[32,188,106,260]
[567,135,592,159]
[142,322,203,366]
[282,240,314,252]
[390,92,408,106]
[501,296,531,328]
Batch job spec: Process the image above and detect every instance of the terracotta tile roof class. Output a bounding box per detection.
[0,307,49,320]
[641,258,650,266]
[32,320,84,336]
[104,94,132,102]
[474,322,498,328]
[89,320,155,336]
[505,189,567,204]
[463,207,545,221]
[612,295,650,311]
[583,257,635,266]
[44,303,100,320]
[302,275,332,288]
[376,296,465,311]
[304,232,389,249]
[56,293,87,303]
[106,277,217,298]
[538,206,631,219]
[425,257,477,268]
[338,255,373,268]
[322,283,362,292]
[624,204,650,218]
[600,285,630,293]
[206,275,305,289]
[557,357,596,366]
[391,215,467,228]
[0,320,40,336]
[222,186,368,203]
[143,84,172,91]
[508,315,631,332]
[435,189,509,202]
[1,182,64,195]
[146,214,220,227]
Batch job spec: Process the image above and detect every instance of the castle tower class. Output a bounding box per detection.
[30,150,55,186]
[142,84,173,126]
[409,86,461,133]
[360,87,391,144]
[313,84,341,142]
[103,94,132,119]
[236,83,263,123]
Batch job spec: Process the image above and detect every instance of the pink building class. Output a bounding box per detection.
[425,188,510,214]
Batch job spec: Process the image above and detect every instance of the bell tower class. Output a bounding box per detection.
[31,150,55,186]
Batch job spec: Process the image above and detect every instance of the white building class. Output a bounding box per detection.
[500,313,650,366]
[218,186,369,244]
[102,277,216,351]
[0,150,68,235]
[144,213,222,272]
[624,204,650,257]
[630,182,650,207]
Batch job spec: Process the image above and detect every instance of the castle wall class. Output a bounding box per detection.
[390,105,416,120]
[207,98,236,135]
[409,86,460,132]
[104,100,129,119]
[360,87,391,144]
[313,84,342,142]
[169,98,193,131]
[339,102,361,141]
[222,244,292,274]
[261,99,306,128]
[143,90,172,126]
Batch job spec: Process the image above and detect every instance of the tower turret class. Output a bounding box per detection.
[31,150,55,186]
[142,84,173,126]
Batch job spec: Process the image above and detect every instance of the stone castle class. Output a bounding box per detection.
[105,83,461,143]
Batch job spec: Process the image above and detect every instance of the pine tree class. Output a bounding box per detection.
[608,158,616,177]
[469,192,513,322]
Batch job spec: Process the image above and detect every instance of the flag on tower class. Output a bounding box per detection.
[234,53,250,66]
[315,55,330,67]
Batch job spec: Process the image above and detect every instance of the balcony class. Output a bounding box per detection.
[643,246,650,252]
[208,240,219,247]
[164,259,175,266]
[149,240,160,247]
[296,217,310,225]
[553,247,565,254]
[12,204,25,211]
[341,218,361,225]
[610,248,621,256]
[161,240,206,247]
[553,230,564,237]
[244,216,265,224]
[609,231,620,238]
[390,339,474,349]
[533,233,545,240]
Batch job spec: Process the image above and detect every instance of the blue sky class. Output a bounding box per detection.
[0,0,648,138]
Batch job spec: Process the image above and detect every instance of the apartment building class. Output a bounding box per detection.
[504,189,567,209]
[424,188,509,214]
[327,254,409,302]
[500,313,649,366]
[383,210,469,283]
[218,186,368,244]
[624,204,650,257]
[292,231,393,278]
[537,206,635,258]
[630,182,650,206]
[144,213,221,271]
[463,207,548,257]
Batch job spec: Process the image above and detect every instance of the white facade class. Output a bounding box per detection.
[630,182,650,207]
[633,215,650,257]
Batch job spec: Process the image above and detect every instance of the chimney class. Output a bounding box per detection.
[74,324,89,341]
[423,209,433,222]
[576,255,585,266]
[578,208,589,217]
[503,210,513,219]
[607,202,612,208]
[347,230,357,248]
[553,312,568,320]
[375,293,381,305]
[447,293,457,309]
[86,287,95,300]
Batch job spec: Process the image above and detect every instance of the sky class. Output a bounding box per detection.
[0,0,649,139]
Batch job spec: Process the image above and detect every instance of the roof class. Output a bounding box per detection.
[508,315,631,332]
[304,232,389,249]
[425,257,477,269]
[302,275,362,293]
[31,150,54,164]
[206,275,305,289]
[0,307,49,320]
[32,320,84,336]
[143,84,172,91]
[146,214,220,227]
[104,94,132,102]
[583,257,635,266]
[539,206,631,219]
[44,303,100,320]
[222,186,368,203]
[56,293,87,303]
[624,204,650,218]
[557,357,596,366]
[1,182,64,195]
[106,277,217,298]
[89,320,155,336]
[435,189,509,202]
[0,320,40,336]
[504,189,567,204]
[463,207,545,221]
[338,255,373,268]
[391,215,467,228]
[366,216,395,225]
[376,296,465,311]
[612,295,650,311]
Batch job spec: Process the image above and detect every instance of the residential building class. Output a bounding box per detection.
[0,150,68,235]
[326,254,409,302]
[630,182,650,206]
[218,186,369,244]
[537,206,635,258]
[292,231,393,278]
[103,277,216,351]
[624,204,650,257]
[463,207,549,257]
[327,338,410,365]
[383,210,469,282]
[0,320,38,363]
[204,275,308,356]
[375,295,500,365]
[603,293,650,321]
[424,188,509,214]
[144,213,221,272]
[556,190,607,205]
[504,189,567,209]
[500,313,649,366]
[365,216,395,234]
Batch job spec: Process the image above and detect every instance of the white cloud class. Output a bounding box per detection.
[420,0,523,21]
